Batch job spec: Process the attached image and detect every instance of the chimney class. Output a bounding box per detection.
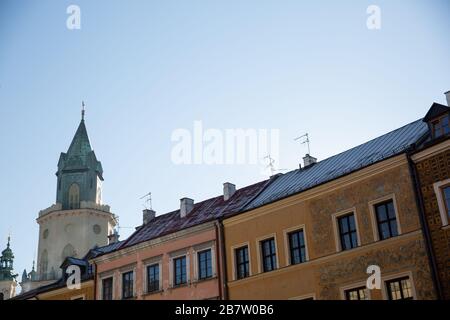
[180,198,194,218]
[107,229,120,244]
[143,209,156,225]
[445,90,450,107]
[303,154,317,168]
[223,182,236,201]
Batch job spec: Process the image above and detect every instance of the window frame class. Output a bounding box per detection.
[101,276,114,300]
[121,270,135,300]
[381,272,416,300]
[340,281,371,300]
[385,277,414,300]
[332,208,361,252]
[258,236,278,273]
[231,242,252,281]
[146,263,161,293]
[431,114,450,138]
[433,179,450,227]
[368,195,402,242]
[283,225,309,266]
[197,249,213,280]
[172,255,188,287]
[234,245,250,280]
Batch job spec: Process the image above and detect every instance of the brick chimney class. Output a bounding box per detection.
[223,182,236,201]
[143,209,156,225]
[303,154,317,168]
[180,198,194,218]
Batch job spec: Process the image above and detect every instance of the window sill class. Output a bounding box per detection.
[170,283,189,290]
[142,289,163,297]
[192,276,217,285]
[441,224,450,230]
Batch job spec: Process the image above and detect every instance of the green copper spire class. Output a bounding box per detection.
[56,103,104,210]
[0,236,17,281]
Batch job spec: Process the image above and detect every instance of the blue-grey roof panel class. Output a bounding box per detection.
[245,119,428,210]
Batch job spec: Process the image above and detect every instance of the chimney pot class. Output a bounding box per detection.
[445,90,450,107]
[107,229,120,244]
[180,198,194,218]
[143,209,156,225]
[303,154,317,168]
[223,182,236,201]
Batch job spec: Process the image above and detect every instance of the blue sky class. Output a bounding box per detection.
[0,0,449,282]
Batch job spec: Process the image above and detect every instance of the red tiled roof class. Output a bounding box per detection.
[119,179,271,250]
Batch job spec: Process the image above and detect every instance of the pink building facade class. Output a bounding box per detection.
[90,181,269,300]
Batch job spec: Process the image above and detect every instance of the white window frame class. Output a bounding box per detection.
[230,242,252,281]
[433,178,450,227]
[169,249,190,288]
[283,224,309,266]
[98,271,115,300]
[340,281,371,300]
[381,271,417,300]
[143,256,163,294]
[332,208,361,252]
[256,233,279,274]
[368,194,402,242]
[119,266,136,300]
[192,241,216,282]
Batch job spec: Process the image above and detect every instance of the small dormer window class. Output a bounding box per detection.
[431,114,450,138]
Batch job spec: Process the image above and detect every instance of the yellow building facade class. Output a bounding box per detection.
[224,153,437,300]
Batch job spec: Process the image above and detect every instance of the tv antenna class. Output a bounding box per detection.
[294,133,311,154]
[263,155,288,176]
[140,192,152,210]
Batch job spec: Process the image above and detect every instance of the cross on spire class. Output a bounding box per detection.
[81,101,85,120]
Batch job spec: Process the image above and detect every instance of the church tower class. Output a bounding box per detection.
[0,236,18,300]
[34,107,117,284]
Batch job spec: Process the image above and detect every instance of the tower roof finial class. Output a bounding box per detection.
[81,101,85,120]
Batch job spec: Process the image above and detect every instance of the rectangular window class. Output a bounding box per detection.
[235,246,249,279]
[288,230,307,264]
[102,277,113,300]
[345,287,367,300]
[386,277,413,300]
[375,200,398,240]
[197,249,212,280]
[121,271,134,299]
[260,238,277,272]
[337,214,358,250]
[442,186,450,219]
[432,115,450,138]
[173,256,187,286]
[146,264,159,293]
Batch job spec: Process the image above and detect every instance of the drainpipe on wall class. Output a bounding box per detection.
[216,219,228,300]
[407,153,443,299]
[93,261,98,300]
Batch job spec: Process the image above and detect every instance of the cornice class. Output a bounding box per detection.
[91,220,216,264]
[224,154,408,226]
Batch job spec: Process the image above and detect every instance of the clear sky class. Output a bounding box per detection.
[0,0,449,283]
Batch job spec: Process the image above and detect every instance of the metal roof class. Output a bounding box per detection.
[119,180,270,250]
[244,119,429,211]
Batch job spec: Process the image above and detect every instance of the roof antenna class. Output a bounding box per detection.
[294,133,311,155]
[263,155,287,176]
[81,101,85,120]
[140,192,152,210]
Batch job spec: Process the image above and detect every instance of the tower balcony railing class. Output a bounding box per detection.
[39,201,111,217]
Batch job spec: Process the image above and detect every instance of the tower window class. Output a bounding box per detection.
[431,114,450,138]
[68,183,80,209]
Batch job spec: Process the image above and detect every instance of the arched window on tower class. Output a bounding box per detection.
[62,243,76,260]
[40,250,48,279]
[68,183,80,209]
